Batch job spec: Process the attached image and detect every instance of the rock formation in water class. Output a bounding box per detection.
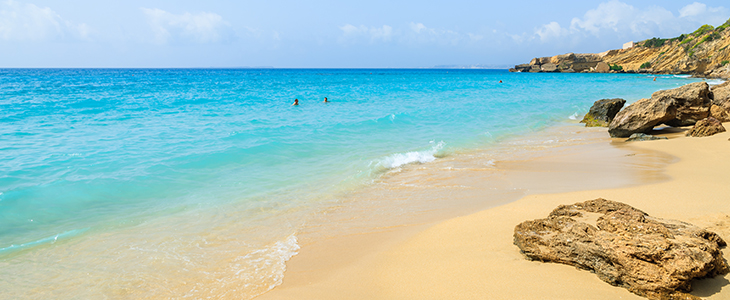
[514,198,729,300]
[608,82,712,137]
[511,20,730,78]
[581,98,626,127]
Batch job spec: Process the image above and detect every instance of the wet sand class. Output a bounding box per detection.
[258,125,730,299]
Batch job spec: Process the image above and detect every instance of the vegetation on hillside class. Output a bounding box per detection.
[640,19,729,51]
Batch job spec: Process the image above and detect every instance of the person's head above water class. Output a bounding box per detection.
[324,97,328,103]
[292,99,299,106]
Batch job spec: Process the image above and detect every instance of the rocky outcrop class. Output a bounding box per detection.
[710,105,730,122]
[713,81,730,109]
[653,82,712,126]
[608,82,712,137]
[626,133,668,141]
[686,117,727,137]
[514,198,729,300]
[595,61,610,73]
[511,20,730,77]
[513,53,605,73]
[581,98,626,127]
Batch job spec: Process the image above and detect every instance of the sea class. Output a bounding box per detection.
[0,69,711,298]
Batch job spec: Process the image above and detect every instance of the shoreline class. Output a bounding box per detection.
[256,124,713,299]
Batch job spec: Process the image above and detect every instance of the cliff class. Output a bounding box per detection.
[511,20,730,78]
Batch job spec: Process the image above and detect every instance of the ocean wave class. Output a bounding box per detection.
[707,79,726,86]
[235,234,300,298]
[0,228,89,255]
[568,112,580,120]
[374,141,445,170]
[673,75,692,78]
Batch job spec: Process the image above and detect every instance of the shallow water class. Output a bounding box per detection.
[0,69,702,298]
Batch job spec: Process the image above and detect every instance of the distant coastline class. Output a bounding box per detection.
[511,19,730,79]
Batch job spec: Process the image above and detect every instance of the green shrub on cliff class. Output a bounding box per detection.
[692,24,714,36]
[722,60,730,66]
[679,38,694,46]
[640,62,651,69]
[609,64,623,71]
[643,37,667,48]
[717,18,730,31]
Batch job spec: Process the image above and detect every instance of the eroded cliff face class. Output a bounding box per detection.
[511,21,730,78]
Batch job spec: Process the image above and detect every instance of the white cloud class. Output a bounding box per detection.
[531,0,730,44]
[141,8,233,44]
[339,24,393,43]
[405,22,461,45]
[0,0,90,42]
[678,2,728,24]
[338,22,486,46]
[410,22,427,34]
[535,22,568,42]
[679,2,708,18]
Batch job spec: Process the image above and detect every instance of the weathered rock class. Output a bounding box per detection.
[529,65,541,73]
[595,61,610,73]
[514,64,531,72]
[541,63,558,72]
[561,68,575,73]
[626,133,668,141]
[581,98,626,127]
[712,81,730,111]
[608,82,712,137]
[686,117,726,137]
[514,198,728,300]
[710,105,730,122]
[653,82,711,127]
[608,97,676,137]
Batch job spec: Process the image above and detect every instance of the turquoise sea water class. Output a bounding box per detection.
[0,69,706,298]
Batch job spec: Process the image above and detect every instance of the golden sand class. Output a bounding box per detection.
[259,128,730,300]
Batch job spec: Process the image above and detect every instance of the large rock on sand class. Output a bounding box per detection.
[581,98,626,127]
[711,82,730,119]
[686,117,726,137]
[514,198,728,300]
[608,82,712,137]
[653,82,712,127]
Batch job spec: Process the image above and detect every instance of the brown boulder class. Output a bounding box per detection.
[541,63,558,72]
[608,82,712,137]
[581,98,626,127]
[712,81,730,111]
[514,198,728,300]
[595,61,610,73]
[608,97,676,137]
[686,117,726,137]
[652,82,711,127]
[710,105,730,122]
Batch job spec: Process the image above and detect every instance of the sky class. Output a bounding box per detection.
[1,0,729,68]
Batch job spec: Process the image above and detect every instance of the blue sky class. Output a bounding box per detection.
[1,0,729,68]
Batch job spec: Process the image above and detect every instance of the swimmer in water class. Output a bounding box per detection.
[292,99,299,106]
[499,80,503,83]
[323,97,328,103]
[653,77,657,81]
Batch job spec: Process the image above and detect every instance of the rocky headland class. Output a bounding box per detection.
[511,19,730,78]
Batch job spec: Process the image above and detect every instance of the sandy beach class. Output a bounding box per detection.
[259,127,730,300]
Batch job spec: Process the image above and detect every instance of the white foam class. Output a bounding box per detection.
[568,112,580,120]
[707,79,726,86]
[376,141,445,170]
[673,75,692,78]
[234,234,300,297]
